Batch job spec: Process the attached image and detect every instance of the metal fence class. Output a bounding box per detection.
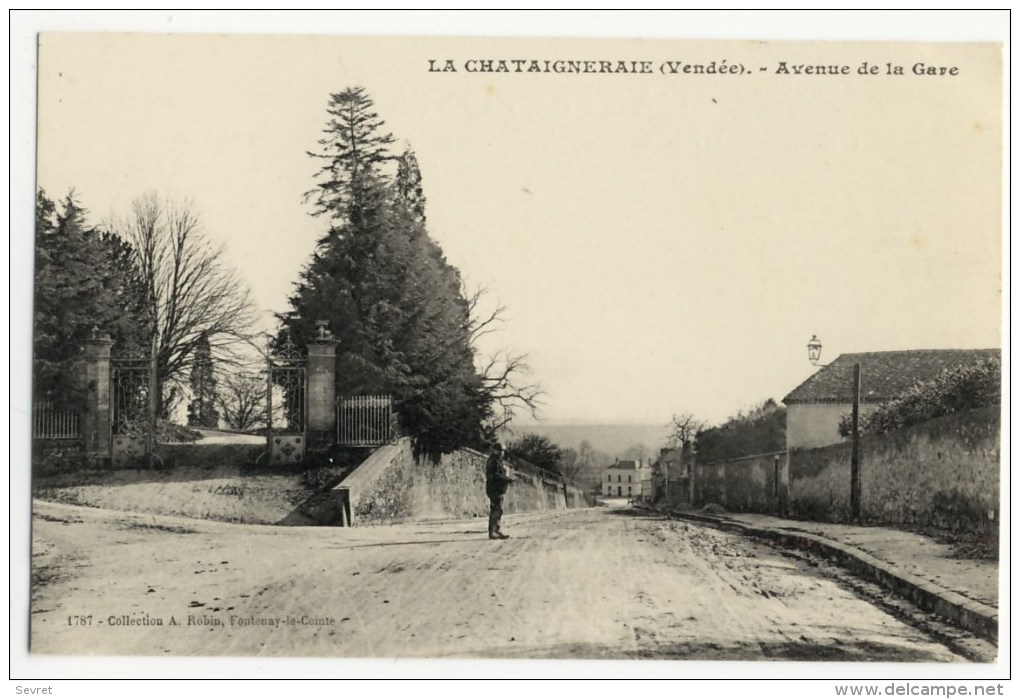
[506,456,563,484]
[32,401,80,440]
[337,395,393,446]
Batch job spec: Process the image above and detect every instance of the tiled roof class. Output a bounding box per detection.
[607,460,641,470]
[782,349,1000,405]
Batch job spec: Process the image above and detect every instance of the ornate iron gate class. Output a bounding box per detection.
[337,394,394,446]
[267,335,306,464]
[110,352,154,464]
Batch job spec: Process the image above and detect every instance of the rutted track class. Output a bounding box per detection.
[30,501,973,660]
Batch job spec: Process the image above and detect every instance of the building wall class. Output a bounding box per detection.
[602,467,647,497]
[786,403,879,450]
[656,476,690,507]
[692,451,788,513]
[789,406,1000,534]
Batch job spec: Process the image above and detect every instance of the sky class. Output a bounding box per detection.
[17,12,1007,429]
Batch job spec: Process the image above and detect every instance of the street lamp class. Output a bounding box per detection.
[806,335,862,522]
[807,335,823,365]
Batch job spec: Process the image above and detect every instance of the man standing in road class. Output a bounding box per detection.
[485,442,513,540]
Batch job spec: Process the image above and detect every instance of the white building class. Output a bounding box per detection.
[602,459,651,499]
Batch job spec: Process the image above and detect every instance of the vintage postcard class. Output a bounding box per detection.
[15,16,1007,684]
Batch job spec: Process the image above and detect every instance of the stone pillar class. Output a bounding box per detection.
[306,321,339,449]
[83,331,114,460]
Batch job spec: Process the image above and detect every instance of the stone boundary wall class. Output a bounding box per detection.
[693,451,788,514]
[789,406,1000,533]
[348,439,588,525]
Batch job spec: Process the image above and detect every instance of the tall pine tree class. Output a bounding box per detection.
[186,331,219,428]
[284,88,490,458]
[305,86,396,227]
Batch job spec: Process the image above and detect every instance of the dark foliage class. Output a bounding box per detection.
[33,189,149,406]
[839,358,1001,437]
[305,86,397,224]
[695,399,786,463]
[284,87,491,460]
[186,331,219,428]
[506,434,565,477]
[395,147,427,226]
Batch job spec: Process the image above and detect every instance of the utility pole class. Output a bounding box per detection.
[850,362,862,522]
[689,440,696,506]
[807,337,864,524]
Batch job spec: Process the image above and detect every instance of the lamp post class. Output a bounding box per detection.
[807,335,862,522]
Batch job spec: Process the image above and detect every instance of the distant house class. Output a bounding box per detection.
[651,446,692,503]
[602,459,651,499]
[782,348,1000,449]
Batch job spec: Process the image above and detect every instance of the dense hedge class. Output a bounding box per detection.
[839,357,1001,437]
[696,400,786,463]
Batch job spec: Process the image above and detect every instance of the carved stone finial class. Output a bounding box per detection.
[87,325,112,343]
[315,319,333,341]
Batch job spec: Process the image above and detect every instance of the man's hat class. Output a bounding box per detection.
[492,441,505,452]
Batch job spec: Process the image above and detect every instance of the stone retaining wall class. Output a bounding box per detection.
[349,439,587,525]
[789,406,1000,533]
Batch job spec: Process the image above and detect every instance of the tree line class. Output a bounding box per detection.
[34,189,258,426]
[34,86,540,458]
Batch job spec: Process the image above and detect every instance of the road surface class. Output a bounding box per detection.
[30,500,972,660]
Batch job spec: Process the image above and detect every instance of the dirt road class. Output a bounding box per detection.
[29,500,969,660]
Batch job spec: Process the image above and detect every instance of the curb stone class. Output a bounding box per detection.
[671,511,998,644]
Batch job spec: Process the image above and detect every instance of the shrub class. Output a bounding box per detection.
[839,357,1000,437]
[32,446,97,476]
[156,420,204,443]
[300,447,367,491]
[302,465,348,492]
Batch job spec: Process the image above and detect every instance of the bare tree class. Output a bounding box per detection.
[117,194,256,416]
[661,412,705,503]
[465,284,507,346]
[478,350,544,431]
[467,284,544,432]
[667,412,705,451]
[216,371,268,432]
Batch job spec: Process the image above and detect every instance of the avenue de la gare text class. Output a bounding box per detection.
[427,58,960,77]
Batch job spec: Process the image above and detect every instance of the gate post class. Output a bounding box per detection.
[83,329,114,460]
[307,320,339,450]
